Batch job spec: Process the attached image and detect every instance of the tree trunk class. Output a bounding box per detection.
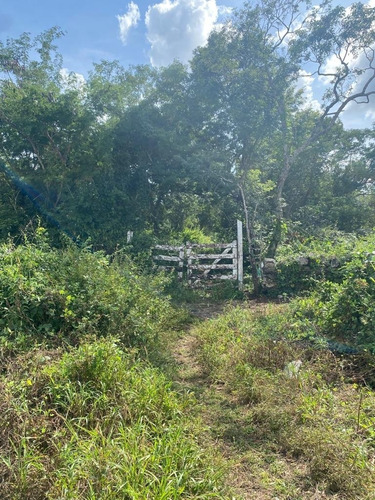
[266,97,290,259]
[266,162,287,258]
[266,157,289,259]
[238,182,262,296]
[266,217,282,259]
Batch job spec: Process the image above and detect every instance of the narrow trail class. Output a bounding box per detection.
[170,300,329,500]
[171,301,275,500]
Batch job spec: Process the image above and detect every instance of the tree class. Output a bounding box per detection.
[0,164,38,240]
[0,28,99,209]
[111,62,219,238]
[267,0,375,257]
[281,124,375,231]
[190,0,375,293]
[86,60,157,121]
[0,30,157,249]
[189,5,291,292]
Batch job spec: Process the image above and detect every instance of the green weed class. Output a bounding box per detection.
[194,305,375,498]
[0,237,179,356]
[0,339,229,499]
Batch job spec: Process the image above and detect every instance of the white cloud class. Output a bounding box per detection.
[217,5,232,17]
[340,105,375,129]
[59,68,86,91]
[295,70,321,111]
[117,2,141,45]
[145,0,219,67]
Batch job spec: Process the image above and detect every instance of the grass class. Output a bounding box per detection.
[0,338,231,499]
[2,235,375,499]
[193,304,375,499]
[2,295,375,499]
[0,237,235,499]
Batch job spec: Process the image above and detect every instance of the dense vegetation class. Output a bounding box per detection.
[2,1,375,267]
[0,235,229,499]
[2,0,375,497]
[0,231,174,354]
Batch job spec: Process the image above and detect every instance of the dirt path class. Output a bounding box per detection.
[173,335,257,499]
[171,301,328,500]
[171,301,275,500]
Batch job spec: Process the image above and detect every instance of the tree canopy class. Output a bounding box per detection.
[1,1,375,292]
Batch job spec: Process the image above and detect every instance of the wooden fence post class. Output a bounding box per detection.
[237,220,244,290]
[232,239,238,281]
[178,247,184,280]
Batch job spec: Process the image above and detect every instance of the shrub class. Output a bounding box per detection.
[293,251,375,351]
[319,254,375,349]
[0,234,176,354]
[274,230,375,294]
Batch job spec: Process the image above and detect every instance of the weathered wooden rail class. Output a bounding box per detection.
[152,221,243,289]
[153,245,184,279]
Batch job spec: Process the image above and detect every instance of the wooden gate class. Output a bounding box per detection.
[152,221,243,289]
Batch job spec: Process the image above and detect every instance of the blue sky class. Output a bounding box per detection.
[0,0,237,73]
[0,0,373,128]
[1,0,153,72]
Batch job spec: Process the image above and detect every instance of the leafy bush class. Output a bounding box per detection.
[274,256,343,294]
[0,232,176,354]
[303,251,375,350]
[276,228,359,262]
[274,230,375,294]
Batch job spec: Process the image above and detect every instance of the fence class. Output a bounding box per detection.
[152,220,243,289]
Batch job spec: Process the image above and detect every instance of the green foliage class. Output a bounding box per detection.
[300,251,375,351]
[0,339,227,499]
[4,8,375,496]
[0,233,175,354]
[274,230,375,295]
[2,13,375,258]
[194,305,375,498]
[274,231,375,350]
[277,228,359,261]
[0,169,38,242]
[179,224,213,245]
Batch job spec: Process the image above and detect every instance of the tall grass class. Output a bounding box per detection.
[0,339,229,499]
[194,305,375,498]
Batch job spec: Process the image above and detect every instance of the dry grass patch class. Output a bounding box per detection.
[194,305,375,499]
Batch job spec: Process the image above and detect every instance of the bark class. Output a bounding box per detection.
[266,95,290,259]
[266,153,290,258]
[238,182,262,296]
